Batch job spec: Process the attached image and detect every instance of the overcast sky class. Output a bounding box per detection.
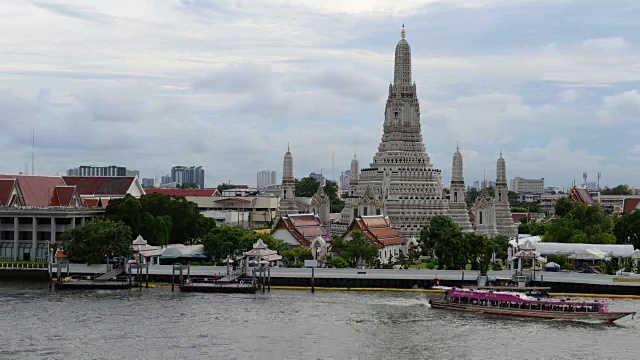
[1,0,639,190]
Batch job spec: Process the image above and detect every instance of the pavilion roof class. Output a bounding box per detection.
[272,214,330,246]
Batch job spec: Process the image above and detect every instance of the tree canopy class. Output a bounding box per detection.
[614,209,640,249]
[178,182,199,189]
[601,185,633,195]
[543,199,615,244]
[419,215,508,273]
[202,226,289,261]
[295,177,321,197]
[61,218,132,264]
[332,231,378,267]
[105,194,215,245]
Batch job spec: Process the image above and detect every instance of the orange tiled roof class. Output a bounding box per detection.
[344,215,404,248]
[272,214,330,246]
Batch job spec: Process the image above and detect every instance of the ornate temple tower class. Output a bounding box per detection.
[494,152,517,238]
[311,183,330,225]
[279,144,298,215]
[474,186,498,236]
[449,145,472,232]
[349,152,359,197]
[344,25,448,238]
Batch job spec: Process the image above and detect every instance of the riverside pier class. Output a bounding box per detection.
[3,264,640,295]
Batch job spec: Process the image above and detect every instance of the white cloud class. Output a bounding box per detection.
[598,90,640,123]
[0,0,639,188]
[558,89,579,103]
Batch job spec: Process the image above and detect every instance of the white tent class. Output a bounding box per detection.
[535,243,634,258]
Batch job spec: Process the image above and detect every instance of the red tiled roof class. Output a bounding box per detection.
[83,198,100,208]
[344,216,404,248]
[272,214,330,246]
[62,176,135,196]
[0,179,17,206]
[52,186,78,207]
[144,188,219,197]
[623,198,640,214]
[0,175,66,207]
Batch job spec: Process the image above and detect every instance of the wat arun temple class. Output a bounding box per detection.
[279,25,517,240]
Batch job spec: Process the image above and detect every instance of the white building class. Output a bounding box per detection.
[257,170,277,189]
[511,177,545,194]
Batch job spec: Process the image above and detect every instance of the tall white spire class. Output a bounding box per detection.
[449,144,471,232]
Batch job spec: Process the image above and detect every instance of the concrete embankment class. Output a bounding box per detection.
[3,266,640,296]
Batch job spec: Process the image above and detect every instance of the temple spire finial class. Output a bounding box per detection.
[500,148,502,158]
[354,150,357,159]
[287,142,290,152]
[401,23,406,39]
[456,141,460,152]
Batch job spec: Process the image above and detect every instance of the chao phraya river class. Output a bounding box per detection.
[1,280,638,359]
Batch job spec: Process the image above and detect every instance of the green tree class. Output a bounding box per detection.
[295,177,321,197]
[420,215,468,270]
[508,191,519,208]
[323,180,344,213]
[105,194,214,245]
[614,210,640,249]
[328,255,349,268]
[178,182,199,189]
[140,193,214,244]
[336,231,379,267]
[601,185,633,195]
[465,232,493,275]
[282,247,313,266]
[61,219,132,264]
[465,188,480,207]
[202,225,247,260]
[554,197,573,217]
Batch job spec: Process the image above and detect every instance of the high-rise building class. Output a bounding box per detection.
[309,172,326,186]
[66,165,127,177]
[171,166,205,189]
[160,175,172,185]
[511,177,544,194]
[336,25,449,238]
[257,170,277,189]
[340,170,351,191]
[141,178,155,187]
[126,170,140,178]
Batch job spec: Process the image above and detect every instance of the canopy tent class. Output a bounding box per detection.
[568,248,610,261]
[160,244,207,259]
[535,242,634,258]
[631,249,640,260]
[545,262,561,269]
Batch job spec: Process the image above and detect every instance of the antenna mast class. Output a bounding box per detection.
[332,147,335,182]
[31,129,35,175]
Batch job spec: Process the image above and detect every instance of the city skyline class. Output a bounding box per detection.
[1,1,639,189]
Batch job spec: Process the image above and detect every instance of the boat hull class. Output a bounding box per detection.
[429,301,635,323]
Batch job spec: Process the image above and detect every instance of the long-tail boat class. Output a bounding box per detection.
[429,287,635,323]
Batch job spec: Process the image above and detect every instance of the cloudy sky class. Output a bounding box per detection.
[1,0,639,189]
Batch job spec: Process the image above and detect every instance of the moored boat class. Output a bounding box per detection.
[429,287,635,323]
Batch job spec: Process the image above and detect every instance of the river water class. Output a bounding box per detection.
[1,281,638,360]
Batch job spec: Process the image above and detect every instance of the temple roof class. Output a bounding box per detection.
[623,198,640,214]
[567,185,595,205]
[0,175,80,207]
[272,213,331,246]
[344,215,404,248]
[62,176,138,196]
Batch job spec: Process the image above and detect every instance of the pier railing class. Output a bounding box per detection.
[0,261,48,269]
